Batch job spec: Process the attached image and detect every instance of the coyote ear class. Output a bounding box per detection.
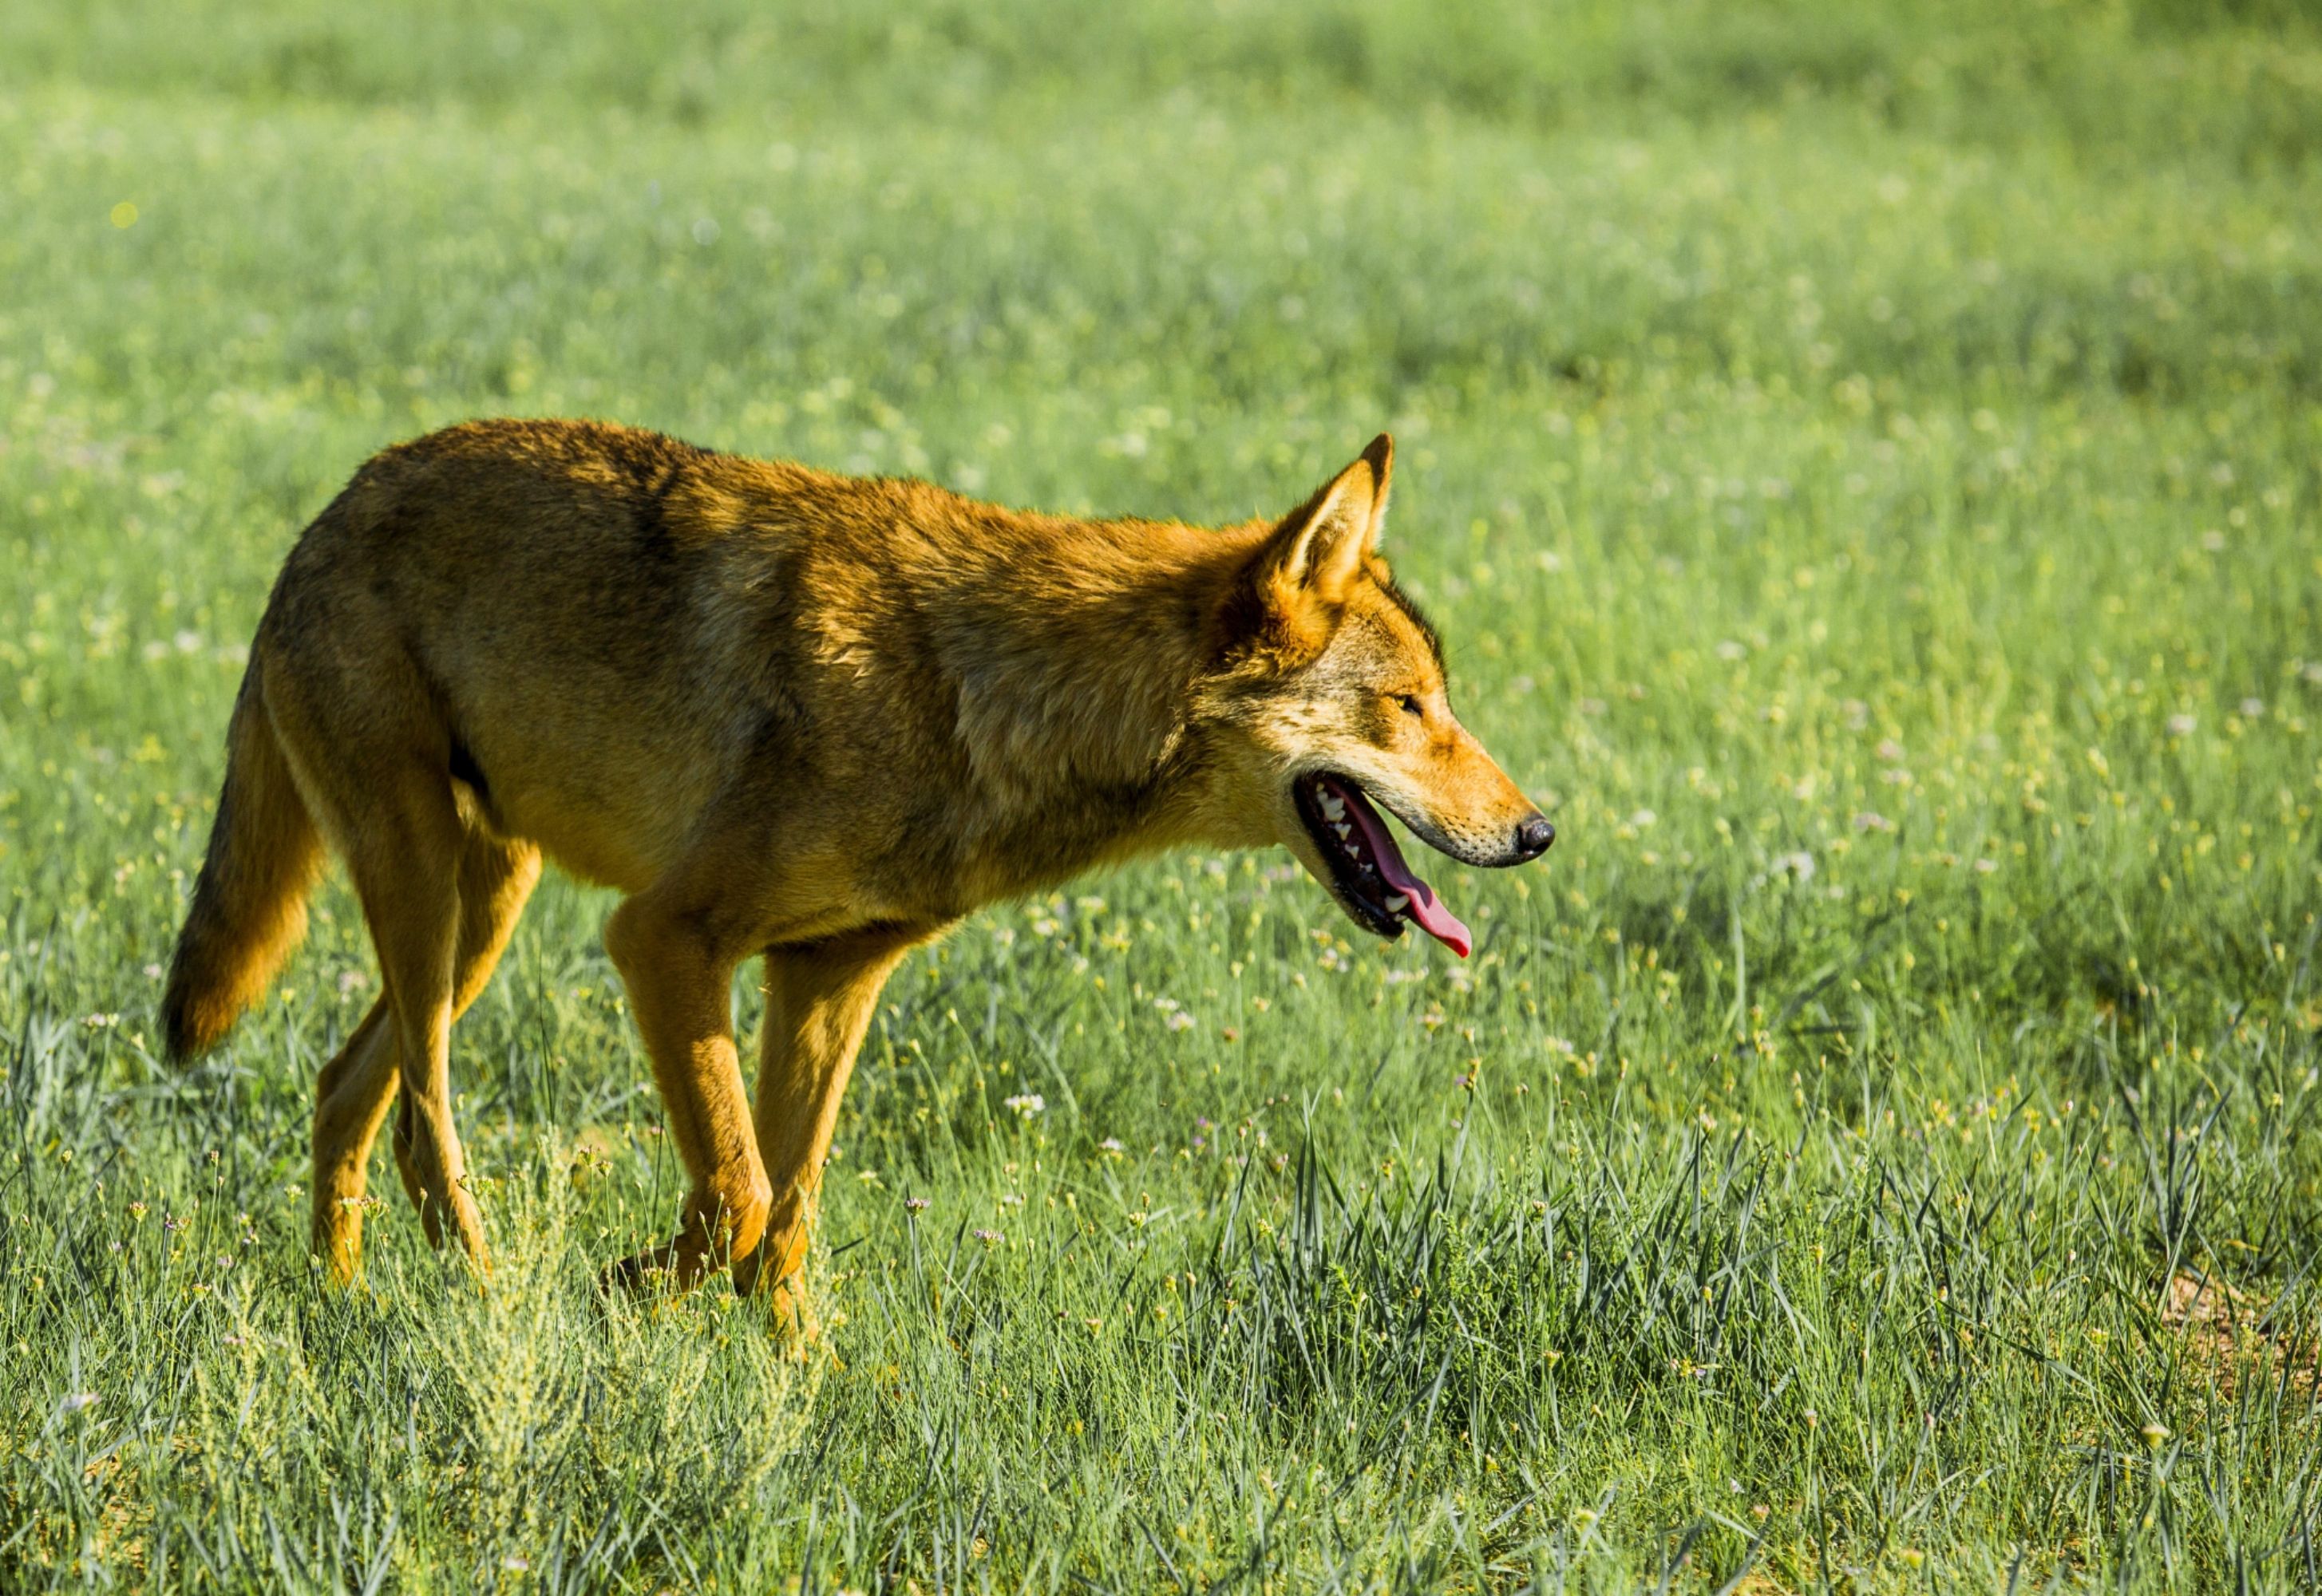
[1253,434,1393,638]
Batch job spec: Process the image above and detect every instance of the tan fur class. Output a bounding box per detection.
[162,678,327,1061]
[161,420,1545,1316]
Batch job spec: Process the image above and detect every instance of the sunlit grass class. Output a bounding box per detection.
[3,2,2320,1589]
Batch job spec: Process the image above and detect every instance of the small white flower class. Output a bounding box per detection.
[2166,713,2197,737]
[1002,1093,1045,1119]
[57,1392,97,1417]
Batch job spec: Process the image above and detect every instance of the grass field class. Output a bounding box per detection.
[4,2,2321,1588]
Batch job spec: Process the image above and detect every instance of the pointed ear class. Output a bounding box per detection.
[1256,433,1394,626]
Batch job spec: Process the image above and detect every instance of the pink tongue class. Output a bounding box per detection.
[1327,778,1473,958]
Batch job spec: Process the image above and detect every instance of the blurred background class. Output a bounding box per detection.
[7,0,2320,500]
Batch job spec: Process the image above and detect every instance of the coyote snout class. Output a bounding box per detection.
[161,417,1554,1321]
[1205,433,1552,958]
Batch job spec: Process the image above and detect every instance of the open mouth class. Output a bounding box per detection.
[1293,773,1474,958]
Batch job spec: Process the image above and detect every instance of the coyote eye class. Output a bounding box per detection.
[1398,694,1424,718]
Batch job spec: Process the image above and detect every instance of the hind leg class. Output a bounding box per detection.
[311,832,540,1278]
[311,1000,394,1277]
[387,832,539,1238]
[327,771,490,1266]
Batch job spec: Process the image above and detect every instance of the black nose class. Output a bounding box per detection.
[1514,815,1555,859]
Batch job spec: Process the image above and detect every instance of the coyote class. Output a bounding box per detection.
[162,421,1552,1319]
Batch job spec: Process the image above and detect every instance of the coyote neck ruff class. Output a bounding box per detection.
[161,419,1552,1320]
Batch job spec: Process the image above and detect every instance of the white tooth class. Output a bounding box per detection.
[1320,796,1347,821]
[1385,893,1409,913]
[1332,822,1352,840]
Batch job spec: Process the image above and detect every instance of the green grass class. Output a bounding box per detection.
[4,1,2321,1588]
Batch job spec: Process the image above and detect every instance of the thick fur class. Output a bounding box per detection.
[162,677,326,1060]
[161,420,1545,1314]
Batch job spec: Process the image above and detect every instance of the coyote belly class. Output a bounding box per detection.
[162,418,1552,1318]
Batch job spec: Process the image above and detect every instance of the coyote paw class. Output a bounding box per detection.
[731,1249,819,1345]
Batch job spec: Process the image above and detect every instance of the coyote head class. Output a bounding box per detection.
[1199,436,1552,956]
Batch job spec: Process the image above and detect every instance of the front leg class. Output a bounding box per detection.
[600,890,773,1292]
[732,921,939,1324]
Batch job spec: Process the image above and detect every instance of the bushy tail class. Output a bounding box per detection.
[162,675,325,1062]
